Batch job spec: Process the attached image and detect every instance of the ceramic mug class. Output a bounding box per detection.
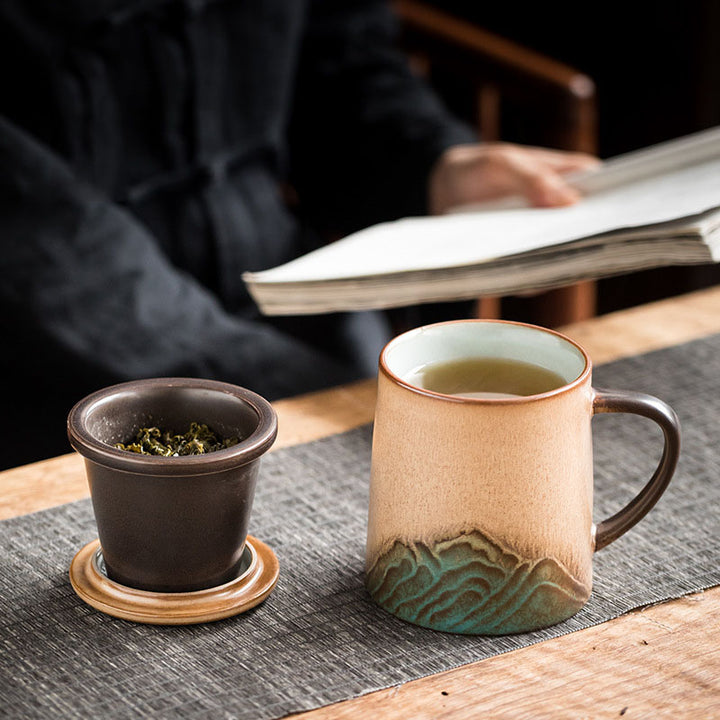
[68,378,277,592]
[366,320,680,635]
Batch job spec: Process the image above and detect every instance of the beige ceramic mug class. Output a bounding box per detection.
[366,320,680,635]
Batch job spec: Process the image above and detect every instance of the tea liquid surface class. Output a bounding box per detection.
[410,357,566,399]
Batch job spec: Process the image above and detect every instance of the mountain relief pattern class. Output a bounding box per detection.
[366,530,590,635]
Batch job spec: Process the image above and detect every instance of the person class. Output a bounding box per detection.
[0,0,597,469]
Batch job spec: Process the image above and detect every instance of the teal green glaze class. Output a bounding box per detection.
[366,530,590,635]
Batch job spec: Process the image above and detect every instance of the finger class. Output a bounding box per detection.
[498,152,582,207]
[538,180,580,207]
[526,174,581,207]
[515,147,601,173]
[509,162,581,207]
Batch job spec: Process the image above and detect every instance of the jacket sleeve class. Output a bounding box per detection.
[0,116,362,404]
[289,0,476,235]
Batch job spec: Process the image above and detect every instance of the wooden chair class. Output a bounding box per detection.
[393,0,599,326]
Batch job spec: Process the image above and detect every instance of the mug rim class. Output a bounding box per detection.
[67,377,278,475]
[379,319,592,404]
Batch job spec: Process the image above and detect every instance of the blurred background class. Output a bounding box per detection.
[404,0,720,320]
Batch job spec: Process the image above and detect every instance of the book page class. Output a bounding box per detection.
[572,124,720,195]
[248,156,720,284]
[451,125,720,212]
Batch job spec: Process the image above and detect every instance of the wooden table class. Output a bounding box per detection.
[3,287,720,718]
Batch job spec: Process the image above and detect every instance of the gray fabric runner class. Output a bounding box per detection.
[2,335,720,719]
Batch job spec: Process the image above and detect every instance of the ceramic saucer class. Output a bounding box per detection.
[69,535,279,625]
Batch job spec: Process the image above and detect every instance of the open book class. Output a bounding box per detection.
[244,127,720,315]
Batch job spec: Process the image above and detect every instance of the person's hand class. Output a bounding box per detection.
[428,142,601,215]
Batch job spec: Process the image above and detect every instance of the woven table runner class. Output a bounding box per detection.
[2,335,720,719]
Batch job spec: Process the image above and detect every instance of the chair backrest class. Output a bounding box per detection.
[394,0,597,153]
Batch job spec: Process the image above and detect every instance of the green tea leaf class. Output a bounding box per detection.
[115,422,240,456]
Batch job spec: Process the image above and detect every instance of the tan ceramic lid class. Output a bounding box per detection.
[69,535,279,625]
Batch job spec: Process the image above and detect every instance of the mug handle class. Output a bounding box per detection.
[592,388,681,551]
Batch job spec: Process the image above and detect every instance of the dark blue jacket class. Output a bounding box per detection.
[0,0,473,466]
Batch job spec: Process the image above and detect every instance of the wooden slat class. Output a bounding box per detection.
[394,0,595,98]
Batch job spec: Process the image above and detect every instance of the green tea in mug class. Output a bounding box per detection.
[409,357,566,399]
